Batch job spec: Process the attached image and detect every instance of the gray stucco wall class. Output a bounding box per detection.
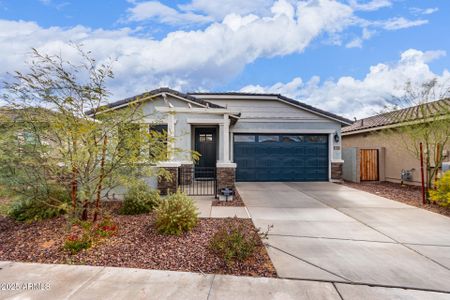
[206,98,343,161]
[342,147,359,182]
[138,94,344,163]
[139,95,224,162]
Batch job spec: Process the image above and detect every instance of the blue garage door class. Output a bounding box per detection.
[234,134,329,182]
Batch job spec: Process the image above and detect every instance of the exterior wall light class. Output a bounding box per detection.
[334,132,340,143]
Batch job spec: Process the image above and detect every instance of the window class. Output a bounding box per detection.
[234,135,256,142]
[149,124,168,135]
[258,135,279,143]
[305,135,327,143]
[281,136,303,143]
[149,124,168,160]
[199,133,213,142]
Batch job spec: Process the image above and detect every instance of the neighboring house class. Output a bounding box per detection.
[342,99,450,185]
[89,88,352,196]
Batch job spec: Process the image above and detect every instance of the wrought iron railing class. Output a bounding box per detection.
[179,166,217,196]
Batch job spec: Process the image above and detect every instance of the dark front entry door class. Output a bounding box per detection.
[195,127,217,169]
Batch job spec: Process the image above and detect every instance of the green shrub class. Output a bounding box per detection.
[64,237,92,254]
[64,233,92,254]
[94,215,118,237]
[154,191,198,235]
[209,223,259,266]
[8,185,70,221]
[430,171,450,206]
[63,221,93,254]
[0,203,8,216]
[120,182,160,215]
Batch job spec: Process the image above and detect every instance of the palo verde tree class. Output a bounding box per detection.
[384,78,450,200]
[0,46,178,221]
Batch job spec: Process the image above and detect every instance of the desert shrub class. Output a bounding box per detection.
[0,203,8,216]
[94,215,118,237]
[120,182,160,215]
[430,171,450,206]
[8,184,70,221]
[63,222,93,254]
[154,191,198,235]
[209,223,260,265]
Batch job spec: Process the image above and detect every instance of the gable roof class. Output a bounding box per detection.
[342,98,450,135]
[189,92,353,125]
[85,87,224,115]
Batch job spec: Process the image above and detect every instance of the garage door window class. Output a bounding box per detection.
[258,135,279,143]
[234,135,256,142]
[306,136,327,143]
[281,136,303,143]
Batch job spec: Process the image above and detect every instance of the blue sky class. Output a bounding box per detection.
[0,0,449,118]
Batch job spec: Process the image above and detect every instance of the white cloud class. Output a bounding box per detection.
[123,0,428,51]
[345,27,374,48]
[126,1,212,25]
[179,0,274,20]
[346,38,363,48]
[349,0,392,11]
[411,7,439,16]
[0,0,358,100]
[126,0,274,25]
[0,0,434,104]
[378,17,428,30]
[240,49,450,119]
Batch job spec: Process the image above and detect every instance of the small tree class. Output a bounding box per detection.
[384,79,450,201]
[0,46,178,221]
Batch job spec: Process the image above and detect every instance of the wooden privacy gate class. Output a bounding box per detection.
[360,149,379,181]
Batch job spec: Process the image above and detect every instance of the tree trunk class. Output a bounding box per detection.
[81,200,88,220]
[93,135,108,222]
[71,139,78,215]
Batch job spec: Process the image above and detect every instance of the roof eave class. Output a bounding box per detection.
[85,88,225,116]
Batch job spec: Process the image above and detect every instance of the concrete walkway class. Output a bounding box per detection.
[193,196,250,218]
[237,182,450,294]
[1,261,450,299]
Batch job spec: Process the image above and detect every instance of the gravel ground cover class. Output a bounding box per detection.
[0,202,276,277]
[343,181,450,217]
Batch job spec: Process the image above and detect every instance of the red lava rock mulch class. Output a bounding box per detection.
[343,181,450,218]
[0,206,276,277]
[212,189,245,207]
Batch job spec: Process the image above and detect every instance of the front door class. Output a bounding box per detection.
[195,127,217,169]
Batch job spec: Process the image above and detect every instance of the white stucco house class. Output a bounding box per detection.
[90,87,352,196]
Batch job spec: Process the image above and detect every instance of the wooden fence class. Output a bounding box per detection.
[360,149,379,181]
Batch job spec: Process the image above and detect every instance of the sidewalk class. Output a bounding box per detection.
[1,261,450,300]
[193,196,250,218]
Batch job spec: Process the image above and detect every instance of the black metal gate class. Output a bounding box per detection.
[179,166,217,196]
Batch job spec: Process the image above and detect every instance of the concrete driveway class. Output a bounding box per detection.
[237,182,450,293]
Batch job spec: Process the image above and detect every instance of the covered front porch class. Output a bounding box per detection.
[156,109,238,197]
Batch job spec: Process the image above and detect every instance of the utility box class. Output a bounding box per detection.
[218,188,234,202]
[443,162,450,173]
[401,169,414,182]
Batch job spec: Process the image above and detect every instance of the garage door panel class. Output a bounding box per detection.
[234,134,329,182]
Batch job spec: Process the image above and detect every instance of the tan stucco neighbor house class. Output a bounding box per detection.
[342,99,450,186]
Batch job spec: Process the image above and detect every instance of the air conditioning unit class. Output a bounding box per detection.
[401,169,413,181]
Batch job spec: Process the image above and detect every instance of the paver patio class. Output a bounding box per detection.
[237,181,450,293]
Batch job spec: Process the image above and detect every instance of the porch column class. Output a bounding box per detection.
[223,114,230,163]
[216,114,236,196]
[167,112,175,160]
